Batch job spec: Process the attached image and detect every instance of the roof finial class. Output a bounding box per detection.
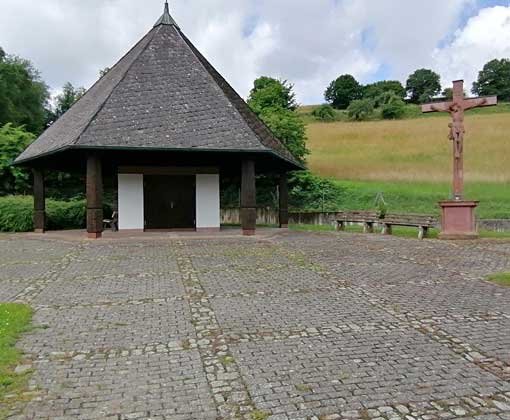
[154,0,179,28]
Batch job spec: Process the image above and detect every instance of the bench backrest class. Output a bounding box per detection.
[336,211,380,222]
[383,213,437,226]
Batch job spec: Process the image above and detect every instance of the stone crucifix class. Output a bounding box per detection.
[422,80,497,200]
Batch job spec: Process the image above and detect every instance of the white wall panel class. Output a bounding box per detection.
[118,174,144,230]
[196,174,220,229]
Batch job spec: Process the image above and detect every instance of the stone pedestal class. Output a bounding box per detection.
[439,200,479,240]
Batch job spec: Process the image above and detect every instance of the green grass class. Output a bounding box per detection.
[290,223,510,240]
[324,180,510,219]
[0,303,33,418]
[487,272,510,286]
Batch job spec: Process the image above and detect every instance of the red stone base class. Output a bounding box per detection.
[243,229,256,236]
[279,224,289,229]
[87,232,102,239]
[34,229,45,234]
[438,200,479,240]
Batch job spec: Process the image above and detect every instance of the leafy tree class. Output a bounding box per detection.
[248,76,297,114]
[472,58,510,101]
[54,82,85,119]
[0,51,49,134]
[0,123,34,195]
[248,77,308,163]
[442,87,453,100]
[381,100,406,120]
[405,69,441,104]
[0,47,5,61]
[325,74,362,109]
[99,67,110,78]
[347,99,374,121]
[258,107,308,163]
[311,104,336,121]
[363,80,405,102]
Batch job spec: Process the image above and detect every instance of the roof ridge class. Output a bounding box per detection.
[73,26,160,146]
[176,28,303,168]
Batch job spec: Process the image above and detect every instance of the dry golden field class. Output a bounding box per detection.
[306,113,510,183]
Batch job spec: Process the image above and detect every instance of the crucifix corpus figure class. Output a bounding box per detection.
[421,80,497,239]
[422,80,497,200]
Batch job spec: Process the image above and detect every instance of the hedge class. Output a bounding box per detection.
[0,196,87,232]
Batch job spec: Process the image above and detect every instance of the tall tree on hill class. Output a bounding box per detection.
[325,74,362,109]
[248,76,297,114]
[248,76,308,164]
[406,69,441,104]
[0,49,50,134]
[472,58,510,101]
[363,80,406,102]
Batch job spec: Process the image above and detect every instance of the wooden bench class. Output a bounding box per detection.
[336,211,438,239]
[335,211,381,233]
[380,213,437,239]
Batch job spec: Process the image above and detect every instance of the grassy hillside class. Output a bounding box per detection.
[302,104,510,218]
[307,113,510,182]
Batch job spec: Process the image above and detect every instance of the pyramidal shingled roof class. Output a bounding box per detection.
[16,3,302,168]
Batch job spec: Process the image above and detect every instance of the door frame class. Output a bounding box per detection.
[143,174,197,231]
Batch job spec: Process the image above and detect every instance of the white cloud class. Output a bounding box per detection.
[433,5,510,94]
[0,0,506,104]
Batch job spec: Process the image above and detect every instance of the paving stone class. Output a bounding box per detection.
[20,300,195,354]
[1,232,510,419]
[23,350,216,419]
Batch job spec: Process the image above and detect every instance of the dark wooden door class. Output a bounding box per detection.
[144,175,196,230]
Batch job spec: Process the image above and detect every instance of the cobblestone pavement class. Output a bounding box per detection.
[1,231,510,419]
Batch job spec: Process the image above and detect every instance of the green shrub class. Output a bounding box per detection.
[381,100,406,119]
[0,196,89,232]
[347,99,374,121]
[0,196,33,232]
[289,171,345,211]
[311,104,336,121]
[46,199,86,230]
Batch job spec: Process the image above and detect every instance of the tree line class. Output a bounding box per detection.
[0,46,100,196]
[320,59,510,121]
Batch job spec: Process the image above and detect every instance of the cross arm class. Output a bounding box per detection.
[463,96,497,110]
[421,101,451,113]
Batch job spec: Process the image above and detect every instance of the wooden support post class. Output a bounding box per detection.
[86,155,103,239]
[241,160,256,236]
[363,222,374,234]
[32,169,45,233]
[279,173,289,228]
[112,165,119,215]
[382,224,393,235]
[418,226,428,240]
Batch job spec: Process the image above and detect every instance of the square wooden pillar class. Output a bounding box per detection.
[241,160,256,236]
[32,168,46,233]
[86,155,103,239]
[279,173,289,228]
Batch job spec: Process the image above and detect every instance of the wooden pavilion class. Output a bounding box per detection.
[15,2,303,238]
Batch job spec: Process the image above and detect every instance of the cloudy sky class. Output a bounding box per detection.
[1,0,510,104]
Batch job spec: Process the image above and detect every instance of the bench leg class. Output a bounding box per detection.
[336,221,345,232]
[418,226,428,240]
[363,222,374,234]
[382,224,392,235]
